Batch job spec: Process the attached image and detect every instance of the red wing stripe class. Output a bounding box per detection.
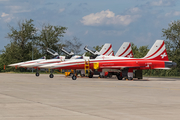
[145,41,164,59]
[118,44,131,57]
[102,45,112,55]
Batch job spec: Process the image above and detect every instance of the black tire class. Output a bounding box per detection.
[35,73,39,77]
[89,74,93,78]
[49,74,54,78]
[72,75,77,80]
[116,74,122,80]
[128,77,133,80]
[108,73,112,78]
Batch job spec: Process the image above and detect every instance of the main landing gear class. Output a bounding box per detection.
[88,71,93,78]
[116,68,133,80]
[71,70,77,80]
[72,75,77,80]
[116,73,122,80]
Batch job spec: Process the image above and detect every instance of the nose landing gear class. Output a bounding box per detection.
[49,69,54,78]
[35,68,40,77]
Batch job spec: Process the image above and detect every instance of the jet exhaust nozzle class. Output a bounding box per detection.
[165,62,177,68]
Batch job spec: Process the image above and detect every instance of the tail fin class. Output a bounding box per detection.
[99,43,114,56]
[143,40,169,61]
[115,42,134,58]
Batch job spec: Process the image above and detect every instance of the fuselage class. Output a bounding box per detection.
[39,56,175,70]
[8,59,46,67]
[18,55,90,68]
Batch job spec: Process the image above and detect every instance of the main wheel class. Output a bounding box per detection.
[72,75,77,80]
[128,77,133,80]
[35,72,39,77]
[108,73,112,78]
[49,74,54,78]
[89,74,93,78]
[116,74,122,80]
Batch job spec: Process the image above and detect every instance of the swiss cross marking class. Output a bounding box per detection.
[128,53,132,58]
[161,53,167,58]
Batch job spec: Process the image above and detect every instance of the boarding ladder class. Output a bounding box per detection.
[84,59,90,76]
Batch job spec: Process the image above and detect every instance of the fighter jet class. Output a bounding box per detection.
[39,42,135,78]
[14,44,114,78]
[39,40,176,80]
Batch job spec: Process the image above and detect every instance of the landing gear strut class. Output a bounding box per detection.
[72,70,77,80]
[35,68,40,77]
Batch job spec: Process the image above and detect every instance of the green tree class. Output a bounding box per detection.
[162,20,180,76]
[6,19,38,61]
[131,43,149,58]
[0,54,3,72]
[64,36,82,55]
[1,19,68,72]
[93,45,103,51]
[1,19,40,71]
[37,24,67,58]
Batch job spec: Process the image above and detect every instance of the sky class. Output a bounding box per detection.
[0,0,180,53]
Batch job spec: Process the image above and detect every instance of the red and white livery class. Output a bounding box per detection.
[39,40,176,80]
[115,42,133,58]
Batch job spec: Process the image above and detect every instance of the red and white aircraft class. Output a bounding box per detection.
[9,43,115,78]
[8,56,46,68]
[8,48,59,68]
[39,40,176,80]
[95,42,134,78]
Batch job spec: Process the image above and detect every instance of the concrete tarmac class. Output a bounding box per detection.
[0,73,180,120]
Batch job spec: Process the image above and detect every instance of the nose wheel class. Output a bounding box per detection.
[35,68,40,77]
[35,72,39,77]
[49,74,54,78]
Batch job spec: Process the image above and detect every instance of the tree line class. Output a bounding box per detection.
[0,19,82,72]
[0,19,179,76]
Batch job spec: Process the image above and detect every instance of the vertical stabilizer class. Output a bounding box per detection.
[143,40,169,61]
[115,42,134,58]
[99,43,114,56]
